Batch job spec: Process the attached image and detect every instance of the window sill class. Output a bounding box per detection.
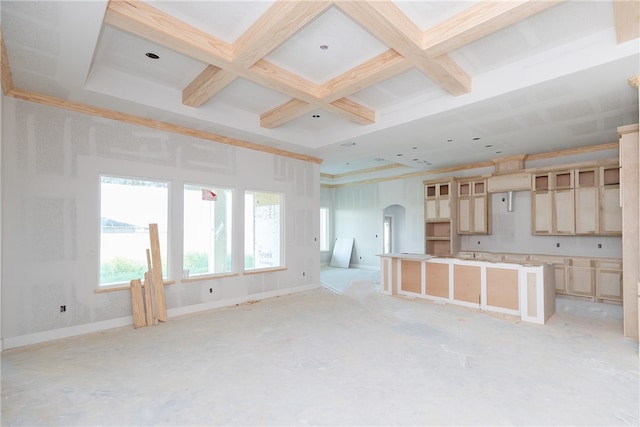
[243,267,287,275]
[95,280,175,293]
[181,273,238,283]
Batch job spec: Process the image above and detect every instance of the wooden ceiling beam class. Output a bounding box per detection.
[319,49,412,101]
[182,65,237,108]
[233,0,332,68]
[261,99,315,129]
[613,0,640,44]
[334,0,471,96]
[1,29,15,95]
[185,0,331,110]
[422,0,563,56]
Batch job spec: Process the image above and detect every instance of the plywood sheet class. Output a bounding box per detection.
[426,262,449,298]
[453,264,481,304]
[329,237,353,268]
[401,260,421,293]
[486,267,519,310]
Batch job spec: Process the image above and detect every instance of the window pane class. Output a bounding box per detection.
[244,191,282,270]
[183,185,233,277]
[320,207,329,252]
[100,176,168,286]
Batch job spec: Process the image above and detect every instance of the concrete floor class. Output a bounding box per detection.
[2,274,639,426]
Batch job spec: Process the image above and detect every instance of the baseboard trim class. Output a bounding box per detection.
[2,284,321,351]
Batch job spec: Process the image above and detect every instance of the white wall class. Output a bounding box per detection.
[329,152,621,270]
[1,98,321,349]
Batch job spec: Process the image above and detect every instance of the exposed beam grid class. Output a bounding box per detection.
[105,0,372,126]
[334,0,471,96]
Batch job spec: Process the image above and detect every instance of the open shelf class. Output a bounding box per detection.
[602,167,620,185]
[426,239,452,256]
[426,221,451,238]
[554,171,572,188]
[535,175,549,191]
[578,170,595,187]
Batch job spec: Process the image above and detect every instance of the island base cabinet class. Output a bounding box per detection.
[378,255,555,324]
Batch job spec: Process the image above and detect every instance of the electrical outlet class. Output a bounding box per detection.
[302,272,305,277]
[556,243,560,248]
[209,288,213,294]
[60,305,66,312]
[597,243,602,248]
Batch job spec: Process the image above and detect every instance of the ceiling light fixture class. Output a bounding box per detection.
[145,52,160,59]
[446,139,453,143]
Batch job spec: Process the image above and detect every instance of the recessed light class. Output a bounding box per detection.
[145,52,160,59]
[473,137,481,141]
[496,151,503,154]
[396,153,403,156]
[446,139,453,143]
[485,144,493,148]
[412,147,418,150]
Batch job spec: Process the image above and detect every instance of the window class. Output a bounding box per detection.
[320,207,329,252]
[244,191,283,270]
[183,185,233,277]
[100,176,169,286]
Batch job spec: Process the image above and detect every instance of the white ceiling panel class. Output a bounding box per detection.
[265,6,389,84]
[142,1,276,43]
[205,78,291,114]
[93,26,206,89]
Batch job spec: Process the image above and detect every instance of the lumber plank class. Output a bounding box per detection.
[149,224,167,322]
[129,279,147,328]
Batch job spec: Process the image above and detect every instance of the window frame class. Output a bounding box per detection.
[182,183,234,280]
[99,174,170,288]
[243,190,285,272]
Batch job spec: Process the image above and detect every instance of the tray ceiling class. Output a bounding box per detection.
[1,0,638,185]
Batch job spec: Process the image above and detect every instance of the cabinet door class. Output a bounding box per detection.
[567,266,594,296]
[472,196,487,233]
[438,197,450,220]
[600,186,622,233]
[575,187,598,234]
[533,192,551,233]
[555,265,567,293]
[425,199,438,220]
[596,268,622,300]
[458,198,471,233]
[554,189,575,234]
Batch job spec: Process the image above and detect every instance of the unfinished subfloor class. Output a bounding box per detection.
[2,279,638,426]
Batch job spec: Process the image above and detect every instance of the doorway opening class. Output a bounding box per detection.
[382,205,405,254]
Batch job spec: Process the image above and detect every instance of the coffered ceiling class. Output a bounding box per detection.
[1,1,638,185]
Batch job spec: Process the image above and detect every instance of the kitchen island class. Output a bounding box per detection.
[378,253,555,324]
